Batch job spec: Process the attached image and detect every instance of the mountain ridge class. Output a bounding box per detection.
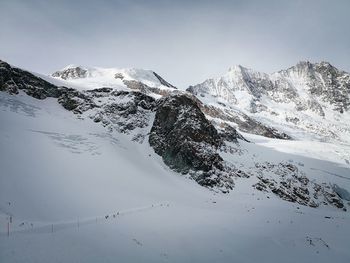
[187,60,350,144]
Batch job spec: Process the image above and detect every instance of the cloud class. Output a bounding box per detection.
[1,0,349,88]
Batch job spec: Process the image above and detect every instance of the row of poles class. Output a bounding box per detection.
[6,216,102,236]
[5,203,168,237]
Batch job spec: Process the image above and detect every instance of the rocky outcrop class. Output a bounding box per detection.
[201,104,291,140]
[149,94,239,190]
[57,88,95,113]
[149,94,223,173]
[93,90,156,139]
[253,162,346,210]
[153,72,176,89]
[52,66,88,80]
[60,87,157,142]
[0,60,64,99]
[0,60,96,113]
[123,80,175,97]
[281,61,350,113]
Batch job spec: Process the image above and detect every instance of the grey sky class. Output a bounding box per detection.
[1,0,349,88]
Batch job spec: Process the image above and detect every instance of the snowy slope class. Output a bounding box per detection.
[1,91,350,263]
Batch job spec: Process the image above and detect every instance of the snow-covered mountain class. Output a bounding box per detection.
[51,64,176,97]
[1,59,350,263]
[188,61,350,144]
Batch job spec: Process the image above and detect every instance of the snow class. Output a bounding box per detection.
[191,62,350,148]
[1,91,350,262]
[49,65,176,92]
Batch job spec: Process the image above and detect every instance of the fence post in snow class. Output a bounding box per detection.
[51,224,54,233]
[7,222,9,237]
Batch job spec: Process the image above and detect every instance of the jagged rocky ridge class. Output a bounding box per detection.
[188,61,350,142]
[252,162,346,210]
[0,60,66,99]
[0,59,348,210]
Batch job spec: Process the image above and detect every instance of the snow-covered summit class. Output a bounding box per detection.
[51,65,176,92]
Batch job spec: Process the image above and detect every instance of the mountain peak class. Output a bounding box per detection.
[290,60,313,71]
[289,60,336,72]
[61,64,81,70]
[50,64,177,91]
[228,64,249,73]
[52,65,88,80]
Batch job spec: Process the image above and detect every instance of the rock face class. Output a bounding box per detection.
[52,66,88,80]
[123,80,175,97]
[200,104,291,140]
[252,162,346,210]
[279,61,350,113]
[88,90,156,142]
[0,60,63,99]
[152,71,176,89]
[149,94,224,174]
[0,60,95,113]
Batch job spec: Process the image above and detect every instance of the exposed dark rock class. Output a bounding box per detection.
[212,121,247,142]
[286,116,300,125]
[149,94,224,177]
[236,115,291,140]
[88,90,156,134]
[123,80,149,93]
[309,62,350,113]
[199,104,291,140]
[153,71,177,89]
[114,73,124,80]
[123,80,174,97]
[86,87,113,95]
[57,89,96,113]
[52,66,88,80]
[0,60,64,99]
[253,162,347,210]
[0,60,97,114]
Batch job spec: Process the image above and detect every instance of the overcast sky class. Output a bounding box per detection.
[1,0,349,88]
